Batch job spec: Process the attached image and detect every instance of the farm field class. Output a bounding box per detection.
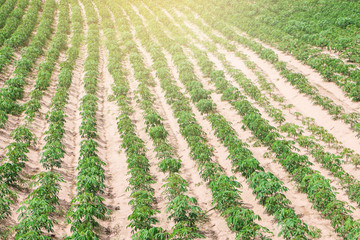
[0,0,360,239]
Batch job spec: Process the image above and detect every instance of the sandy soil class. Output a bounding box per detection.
[0,52,21,89]
[162,47,238,239]
[100,53,132,240]
[0,0,60,148]
[186,0,360,207]
[2,0,360,239]
[245,33,360,115]
[176,9,360,158]
[181,47,285,239]
[0,5,70,237]
[138,3,360,238]
[195,10,360,158]
[134,32,237,240]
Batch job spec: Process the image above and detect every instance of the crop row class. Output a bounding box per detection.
[181,0,360,102]
[0,0,48,128]
[101,1,165,238]
[170,3,360,138]
[162,20,360,237]
[179,38,360,239]
[216,73,360,239]
[13,0,81,238]
[0,0,42,73]
[0,0,29,47]
[25,0,71,123]
[120,3,208,238]
[0,0,18,30]
[0,0,57,223]
[0,0,56,183]
[221,51,360,206]
[226,51,346,151]
[193,43,360,237]
[65,0,106,238]
[137,3,319,239]
[162,6,360,208]
[172,11,360,169]
[167,12,360,208]
[123,2,274,239]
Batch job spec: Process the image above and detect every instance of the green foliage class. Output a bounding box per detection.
[196,99,213,114]
[159,158,181,173]
[0,0,55,127]
[132,227,169,240]
[65,1,106,238]
[0,183,16,220]
[12,1,79,238]
[15,172,64,239]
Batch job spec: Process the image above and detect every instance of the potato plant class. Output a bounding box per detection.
[65,0,108,238]
[127,4,273,239]
[13,0,82,238]
[144,9,317,238]
[174,7,360,211]
[0,0,359,238]
[119,8,207,237]
[208,69,360,238]
[0,0,29,46]
[0,0,42,73]
[0,0,53,128]
[174,2,360,137]
[94,2,166,238]
[0,0,60,226]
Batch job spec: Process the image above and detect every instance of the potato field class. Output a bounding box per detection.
[0,0,360,239]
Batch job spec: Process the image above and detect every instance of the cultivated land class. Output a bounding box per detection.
[0,0,360,239]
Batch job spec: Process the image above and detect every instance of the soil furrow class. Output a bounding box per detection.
[127,23,235,238]
[101,5,133,239]
[0,3,60,154]
[172,8,360,159]
[182,46,338,239]
[55,0,89,237]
